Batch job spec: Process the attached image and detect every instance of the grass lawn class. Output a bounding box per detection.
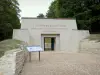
[0,39,24,57]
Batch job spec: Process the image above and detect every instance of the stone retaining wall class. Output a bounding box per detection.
[0,49,28,75]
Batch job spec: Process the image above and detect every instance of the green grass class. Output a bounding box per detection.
[0,39,23,57]
[87,34,100,42]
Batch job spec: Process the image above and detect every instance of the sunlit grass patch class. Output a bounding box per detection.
[0,39,23,57]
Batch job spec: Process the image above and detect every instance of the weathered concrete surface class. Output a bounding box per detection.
[21,51,100,75]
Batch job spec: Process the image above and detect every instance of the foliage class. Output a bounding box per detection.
[46,0,57,18]
[37,13,45,18]
[46,0,100,33]
[0,0,21,41]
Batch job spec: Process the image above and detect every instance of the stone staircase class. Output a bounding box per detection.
[79,39,100,54]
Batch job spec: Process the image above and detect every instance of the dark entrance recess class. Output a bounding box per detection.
[51,38,55,50]
[44,37,55,51]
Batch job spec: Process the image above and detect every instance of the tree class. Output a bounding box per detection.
[0,0,21,41]
[46,0,57,18]
[37,13,45,18]
[46,0,100,33]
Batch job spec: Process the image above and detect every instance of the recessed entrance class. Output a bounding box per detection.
[41,34,60,51]
[44,37,56,51]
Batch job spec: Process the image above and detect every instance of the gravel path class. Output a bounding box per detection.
[21,51,100,75]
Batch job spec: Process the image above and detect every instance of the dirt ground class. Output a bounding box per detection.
[21,51,100,75]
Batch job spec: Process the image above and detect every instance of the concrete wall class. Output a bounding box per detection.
[78,30,90,41]
[27,28,72,51]
[0,49,27,75]
[21,18,77,30]
[67,30,90,52]
[13,29,30,44]
[13,29,89,52]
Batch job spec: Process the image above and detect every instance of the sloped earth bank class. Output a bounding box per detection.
[79,34,100,54]
[21,51,100,75]
[0,39,27,57]
[79,39,100,54]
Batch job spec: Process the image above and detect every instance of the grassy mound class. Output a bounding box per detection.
[87,34,100,42]
[0,39,24,57]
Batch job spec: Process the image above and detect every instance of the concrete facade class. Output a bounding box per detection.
[13,18,90,52]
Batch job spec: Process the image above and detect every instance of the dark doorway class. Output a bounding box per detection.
[51,38,55,50]
[44,37,55,51]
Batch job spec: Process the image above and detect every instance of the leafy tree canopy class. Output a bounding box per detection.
[0,0,21,41]
[37,13,45,18]
[46,0,100,33]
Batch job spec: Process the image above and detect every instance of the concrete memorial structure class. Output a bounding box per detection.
[13,18,90,52]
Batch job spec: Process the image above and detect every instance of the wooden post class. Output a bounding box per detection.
[29,52,31,62]
[39,51,40,61]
